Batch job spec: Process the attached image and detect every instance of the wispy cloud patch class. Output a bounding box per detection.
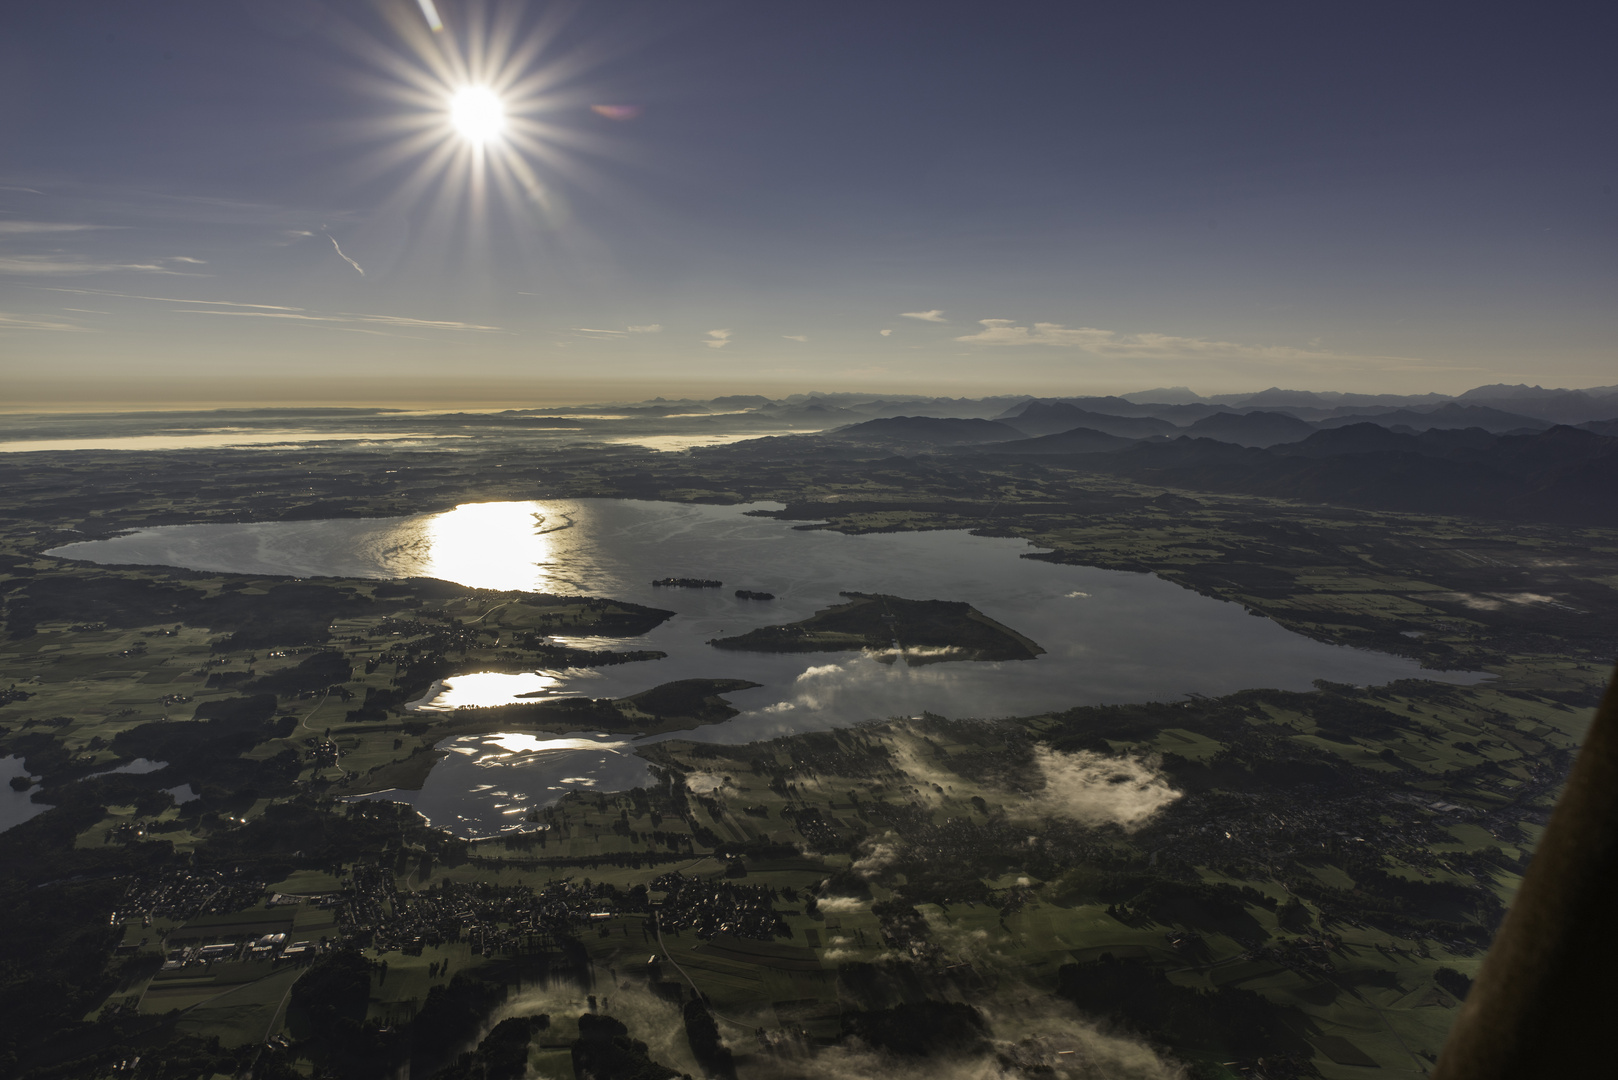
[626,323,662,333]
[704,328,732,349]
[901,309,946,322]
[165,256,207,265]
[879,328,893,337]
[783,334,808,342]
[956,319,1424,368]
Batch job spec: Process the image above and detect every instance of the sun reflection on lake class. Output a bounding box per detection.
[412,670,579,711]
[417,500,568,592]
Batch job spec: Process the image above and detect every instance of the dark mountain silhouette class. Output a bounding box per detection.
[995,397,1231,425]
[1212,387,1451,409]
[825,416,1026,444]
[965,426,1136,455]
[1316,402,1548,433]
[754,402,866,424]
[1002,401,1177,438]
[1120,386,1206,405]
[1278,423,1498,458]
[1185,410,1317,447]
[980,426,1618,526]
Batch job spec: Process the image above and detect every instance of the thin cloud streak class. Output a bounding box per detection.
[704,328,731,349]
[31,286,492,330]
[33,287,304,311]
[176,308,499,332]
[901,309,947,322]
[0,222,119,234]
[0,312,88,332]
[0,255,197,276]
[573,324,661,337]
[326,233,366,276]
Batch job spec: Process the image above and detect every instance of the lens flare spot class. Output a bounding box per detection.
[590,104,642,121]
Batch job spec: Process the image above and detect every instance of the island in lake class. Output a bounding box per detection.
[709,591,1044,663]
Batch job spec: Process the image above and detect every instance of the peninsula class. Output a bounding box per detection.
[708,591,1044,663]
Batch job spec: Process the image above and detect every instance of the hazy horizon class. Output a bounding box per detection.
[7,374,1618,415]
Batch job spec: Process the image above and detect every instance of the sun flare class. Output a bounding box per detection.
[449,85,505,144]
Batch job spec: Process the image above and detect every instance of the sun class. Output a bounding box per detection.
[449,85,505,144]
[344,1,628,260]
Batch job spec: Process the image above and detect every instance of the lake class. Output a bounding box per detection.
[52,498,1482,835]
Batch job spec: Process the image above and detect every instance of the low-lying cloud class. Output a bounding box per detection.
[744,995,1185,1080]
[1023,747,1180,830]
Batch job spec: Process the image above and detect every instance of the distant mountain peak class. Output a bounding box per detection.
[1119,386,1206,405]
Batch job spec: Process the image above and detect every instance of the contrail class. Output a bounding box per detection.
[326,234,365,277]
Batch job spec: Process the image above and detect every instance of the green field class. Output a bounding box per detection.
[0,436,1612,1077]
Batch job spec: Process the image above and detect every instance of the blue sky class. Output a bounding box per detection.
[2,0,1614,404]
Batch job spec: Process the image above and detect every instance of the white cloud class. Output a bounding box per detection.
[164,256,207,265]
[851,836,901,878]
[0,312,87,332]
[879,328,893,336]
[783,334,808,342]
[816,895,868,915]
[901,309,946,322]
[955,319,1420,368]
[704,328,732,349]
